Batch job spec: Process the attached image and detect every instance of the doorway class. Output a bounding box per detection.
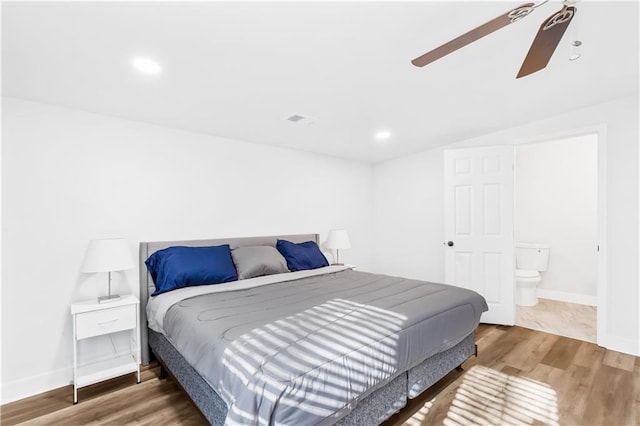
[443,126,607,347]
[514,133,599,343]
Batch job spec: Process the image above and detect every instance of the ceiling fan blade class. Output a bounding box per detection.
[517,6,576,78]
[411,2,537,68]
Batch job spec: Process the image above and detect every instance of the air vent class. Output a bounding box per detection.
[284,114,316,125]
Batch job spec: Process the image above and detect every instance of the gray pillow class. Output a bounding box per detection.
[231,246,290,280]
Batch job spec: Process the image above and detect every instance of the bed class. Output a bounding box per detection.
[139,234,487,425]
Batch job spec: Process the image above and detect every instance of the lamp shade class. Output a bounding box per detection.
[326,229,351,250]
[81,238,134,273]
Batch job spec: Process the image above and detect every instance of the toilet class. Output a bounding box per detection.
[515,242,550,306]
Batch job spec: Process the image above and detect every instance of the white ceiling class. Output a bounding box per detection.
[2,1,638,163]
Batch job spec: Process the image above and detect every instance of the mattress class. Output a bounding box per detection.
[148,267,487,425]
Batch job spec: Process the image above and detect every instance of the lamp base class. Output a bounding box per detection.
[98,294,121,304]
[332,263,344,266]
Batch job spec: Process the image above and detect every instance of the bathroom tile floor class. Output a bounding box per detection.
[516,298,597,343]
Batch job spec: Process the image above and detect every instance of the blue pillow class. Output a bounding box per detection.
[276,240,329,272]
[146,245,238,296]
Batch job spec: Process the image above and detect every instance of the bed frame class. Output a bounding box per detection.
[139,233,477,425]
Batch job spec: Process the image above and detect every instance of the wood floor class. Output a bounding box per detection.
[2,325,639,425]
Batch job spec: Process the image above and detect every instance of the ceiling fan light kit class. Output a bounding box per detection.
[412,0,578,79]
[568,39,582,61]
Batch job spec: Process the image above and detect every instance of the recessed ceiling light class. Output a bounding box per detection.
[375,131,391,141]
[132,57,162,74]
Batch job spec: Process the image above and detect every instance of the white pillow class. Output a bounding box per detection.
[321,250,335,265]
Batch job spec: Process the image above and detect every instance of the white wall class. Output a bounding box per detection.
[515,134,598,303]
[373,94,639,356]
[373,146,445,283]
[1,97,375,403]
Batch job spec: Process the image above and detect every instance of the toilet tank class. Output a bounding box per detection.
[516,242,550,271]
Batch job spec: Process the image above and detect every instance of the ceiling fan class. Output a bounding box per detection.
[411,0,577,78]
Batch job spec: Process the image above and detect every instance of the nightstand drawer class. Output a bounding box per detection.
[76,304,136,339]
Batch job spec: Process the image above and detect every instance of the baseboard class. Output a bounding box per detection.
[1,366,72,404]
[536,288,597,306]
[606,335,640,356]
[1,349,133,404]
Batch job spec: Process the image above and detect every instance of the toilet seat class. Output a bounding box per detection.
[516,269,540,280]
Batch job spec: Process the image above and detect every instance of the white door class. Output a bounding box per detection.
[444,146,515,325]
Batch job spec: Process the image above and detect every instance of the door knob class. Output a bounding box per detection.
[447,241,454,247]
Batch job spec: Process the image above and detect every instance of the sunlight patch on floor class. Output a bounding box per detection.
[443,365,559,426]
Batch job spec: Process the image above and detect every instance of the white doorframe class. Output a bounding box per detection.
[511,124,607,348]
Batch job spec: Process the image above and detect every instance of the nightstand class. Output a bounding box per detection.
[71,294,140,404]
[333,264,356,270]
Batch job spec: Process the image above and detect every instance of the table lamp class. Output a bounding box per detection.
[81,238,134,303]
[326,229,351,265]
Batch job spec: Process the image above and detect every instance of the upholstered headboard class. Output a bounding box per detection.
[138,233,319,364]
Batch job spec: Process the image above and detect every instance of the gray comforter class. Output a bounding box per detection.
[161,269,487,425]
